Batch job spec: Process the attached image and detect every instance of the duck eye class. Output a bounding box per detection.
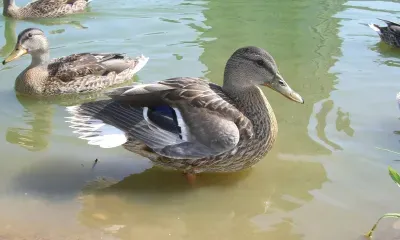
[27,33,33,38]
[256,60,264,67]
[278,80,285,86]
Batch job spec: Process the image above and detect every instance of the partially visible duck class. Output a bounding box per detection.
[369,18,400,47]
[3,0,92,19]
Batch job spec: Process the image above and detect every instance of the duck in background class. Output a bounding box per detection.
[3,0,92,19]
[369,18,400,47]
[2,28,149,96]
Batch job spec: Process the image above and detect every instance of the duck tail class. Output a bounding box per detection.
[131,54,149,76]
[65,101,128,148]
[378,18,400,27]
[368,23,382,34]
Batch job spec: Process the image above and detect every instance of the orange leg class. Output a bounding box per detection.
[184,172,196,185]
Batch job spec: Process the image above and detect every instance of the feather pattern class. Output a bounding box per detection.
[4,0,91,19]
[3,28,149,96]
[66,77,275,173]
[15,53,149,95]
[65,46,304,174]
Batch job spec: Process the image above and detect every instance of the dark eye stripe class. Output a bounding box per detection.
[258,60,274,74]
[20,36,29,43]
[244,55,275,74]
[19,33,38,44]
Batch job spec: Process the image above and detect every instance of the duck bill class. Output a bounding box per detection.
[263,74,304,104]
[2,45,27,65]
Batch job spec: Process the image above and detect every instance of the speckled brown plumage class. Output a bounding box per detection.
[123,83,277,173]
[3,28,149,96]
[66,46,304,174]
[3,0,90,19]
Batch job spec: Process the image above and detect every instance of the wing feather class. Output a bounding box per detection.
[67,77,253,160]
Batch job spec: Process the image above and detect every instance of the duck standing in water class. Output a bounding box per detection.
[66,46,304,182]
[3,0,92,19]
[2,28,149,96]
[369,18,400,47]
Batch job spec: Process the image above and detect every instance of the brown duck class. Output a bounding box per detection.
[3,0,91,19]
[2,28,149,96]
[66,46,304,182]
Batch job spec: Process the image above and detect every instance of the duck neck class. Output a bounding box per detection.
[222,76,278,141]
[29,50,50,68]
[3,0,19,17]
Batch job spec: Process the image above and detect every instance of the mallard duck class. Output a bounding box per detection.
[3,0,91,19]
[2,28,149,96]
[369,18,400,47]
[65,46,304,180]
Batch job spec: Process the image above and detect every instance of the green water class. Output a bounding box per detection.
[0,0,400,239]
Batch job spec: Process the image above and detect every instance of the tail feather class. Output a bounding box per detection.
[368,23,382,34]
[378,18,400,27]
[65,104,128,148]
[131,54,149,75]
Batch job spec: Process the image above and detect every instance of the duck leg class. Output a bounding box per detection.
[184,172,196,185]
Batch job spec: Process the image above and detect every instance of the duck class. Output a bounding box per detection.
[368,18,400,47]
[65,46,304,182]
[3,0,91,19]
[2,28,149,96]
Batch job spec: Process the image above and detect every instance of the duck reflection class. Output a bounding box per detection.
[5,94,54,151]
[0,17,16,57]
[336,107,354,137]
[0,14,88,58]
[27,16,89,30]
[75,155,326,240]
[5,87,108,152]
[315,100,343,151]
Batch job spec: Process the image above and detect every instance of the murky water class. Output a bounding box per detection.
[0,0,400,239]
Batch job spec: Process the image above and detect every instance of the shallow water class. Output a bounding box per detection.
[0,0,400,239]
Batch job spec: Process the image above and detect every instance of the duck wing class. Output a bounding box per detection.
[27,0,85,9]
[48,53,133,82]
[66,77,254,159]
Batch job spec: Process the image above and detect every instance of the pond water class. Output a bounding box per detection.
[0,0,400,239]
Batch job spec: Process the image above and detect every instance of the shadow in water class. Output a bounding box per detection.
[71,155,327,240]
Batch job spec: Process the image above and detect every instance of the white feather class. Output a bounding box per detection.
[172,107,190,141]
[131,54,149,75]
[142,107,150,123]
[65,106,128,148]
[368,23,381,34]
[142,107,190,141]
[396,92,400,111]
